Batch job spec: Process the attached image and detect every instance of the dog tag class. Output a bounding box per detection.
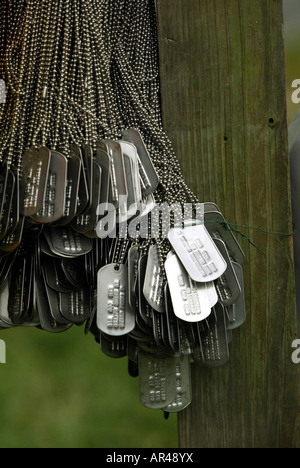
[204,210,245,265]
[20,147,51,216]
[226,262,246,330]
[7,252,27,325]
[168,223,227,283]
[0,215,25,254]
[163,355,192,413]
[0,278,15,327]
[60,288,91,324]
[165,252,211,322]
[119,141,142,206]
[128,244,140,311]
[81,144,94,211]
[31,151,67,224]
[199,303,229,368]
[121,129,160,197]
[143,245,165,313]
[97,263,135,336]
[138,254,154,326]
[61,257,87,290]
[4,167,19,238]
[0,169,15,240]
[138,351,177,410]
[70,144,89,216]
[100,333,127,359]
[35,271,73,333]
[206,282,218,307]
[213,238,241,306]
[43,275,71,325]
[164,283,180,353]
[103,140,127,212]
[53,152,81,226]
[73,160,102,235]
[44,226,92,257]
[0,249,18,288]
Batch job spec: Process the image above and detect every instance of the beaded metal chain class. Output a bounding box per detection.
[0,0,199,268]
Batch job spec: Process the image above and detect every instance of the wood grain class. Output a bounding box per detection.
[156,0,300,448]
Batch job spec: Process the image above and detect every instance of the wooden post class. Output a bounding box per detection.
[156,0,300,448]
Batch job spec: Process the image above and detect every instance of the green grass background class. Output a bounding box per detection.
[0,1,299,449]
[0,326,178,448]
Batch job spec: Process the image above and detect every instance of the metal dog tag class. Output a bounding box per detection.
[206,281,218,307]
[226,262,246,330]
[104,140,128,215]
[70,144,89,216]
[138,351,177,410]
[0,215,25,254]
[199,303,230,368]
[31,150,67,224]
[97,263,135,336]
[100,333,127,359]
[60,288,91,324]
[128,244,140,311]
[45,226,92,257]
[20,147,51,216]
[163,355,192,413]
[4,167,19,238]
[213,238,241,306]
[204,210,245,265]
[53,152,81,226]
[121,129,160,197]
[119,141,142,206]
[0,278,15,327]
[165,252,211,322]
[81,144,94,211]
[74,160,102,236]
[164,283,180,353]
[138,254,154,326]
[35,271,73,333]
[168,223,227,283]
[143,244,165,313]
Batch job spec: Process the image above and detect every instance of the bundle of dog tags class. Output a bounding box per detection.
[0,128,246,416]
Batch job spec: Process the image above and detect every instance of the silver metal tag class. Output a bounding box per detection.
[143,244,165,313]
[20,147,51,217]
[168,224,227,283]
[204,209,245,265]
[97,263,135,336]
[165,252,211,322]
[138,351,177,410]
[31,151,67,224]
[226,261,246,330]
[121,129,160,197]
[213,238,241,306]
[163,355,192,413]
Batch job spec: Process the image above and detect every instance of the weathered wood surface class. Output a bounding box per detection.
[156,0,300,448]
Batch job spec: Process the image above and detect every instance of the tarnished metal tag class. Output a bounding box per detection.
[204,209,245,265]
[138,351,177,410]
[31,150,67,224]
[97,263,135,336]
[213,238,241,306]
[198,303,229,368]
[168,224,227,283]
[143,244,165,313]
[226,261,246,330]
[163,355,192,413]
[165,252,211,322]
[0,169,15,240]
[44,226,92,257]
[20,147,51,216]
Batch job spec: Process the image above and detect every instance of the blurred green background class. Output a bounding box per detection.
[0,0,299,449]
